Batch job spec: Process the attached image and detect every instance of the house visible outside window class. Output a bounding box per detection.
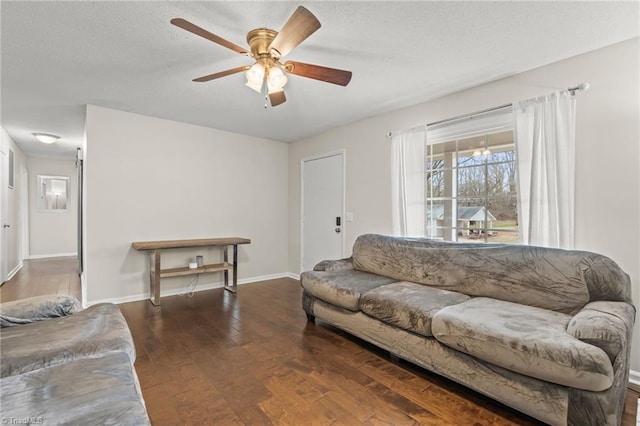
[425,106,518,243]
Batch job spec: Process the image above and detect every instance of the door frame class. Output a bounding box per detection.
[0,150,7,283]
[20,164,29,261]
[300,150,346,273]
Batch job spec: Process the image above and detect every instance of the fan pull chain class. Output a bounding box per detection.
[264,94,268,109]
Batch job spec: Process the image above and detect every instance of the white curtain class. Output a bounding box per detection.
[514,90,576,249]
[391,128,426,236]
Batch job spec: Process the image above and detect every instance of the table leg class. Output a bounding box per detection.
[150,249,161,305]
[233,244,238,293]
[223,246,231,292]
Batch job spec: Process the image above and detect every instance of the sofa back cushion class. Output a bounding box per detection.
[352,234,631,314]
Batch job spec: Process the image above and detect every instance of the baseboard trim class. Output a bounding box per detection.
[28,252,77,260]
[6,262,23,281]
[86,272,293,306]
[286,272,300,280]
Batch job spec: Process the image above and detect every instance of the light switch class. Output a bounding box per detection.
[345,212,354,222]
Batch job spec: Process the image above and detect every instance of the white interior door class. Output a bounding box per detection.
[302,152,344,272]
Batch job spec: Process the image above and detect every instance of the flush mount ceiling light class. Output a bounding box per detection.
[33,133,60,144]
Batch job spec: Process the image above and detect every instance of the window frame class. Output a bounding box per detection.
[425,107,518,244]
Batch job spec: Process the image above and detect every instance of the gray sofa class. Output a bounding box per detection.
[0,295,150,425]
[301,234,635,425]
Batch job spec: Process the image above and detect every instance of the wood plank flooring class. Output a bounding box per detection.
[0,257,81,302]
[2,258,638,425]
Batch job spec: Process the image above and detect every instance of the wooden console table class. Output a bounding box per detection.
[132,237,251,305]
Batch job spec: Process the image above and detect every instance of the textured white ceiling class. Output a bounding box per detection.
[2,1,639,159]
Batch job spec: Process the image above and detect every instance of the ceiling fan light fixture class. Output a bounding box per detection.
[33,133,60,144]
[245,79,263,93]
[267,66,288,93]
[245,63,265,92]
[268,87,285,95]
[172,6,351,106]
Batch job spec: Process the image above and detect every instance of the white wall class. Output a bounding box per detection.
[27,157,77,257]
[1,128,28,279]
[288,38,640,372]
[84,105,289,304]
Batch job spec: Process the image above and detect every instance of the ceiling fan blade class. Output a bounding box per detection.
[284,61,352,86]
[171,18,248,55]
[269,6,321,58]
[269,90,287,107]
[192,66,250,82]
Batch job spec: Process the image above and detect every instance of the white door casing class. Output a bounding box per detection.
[21,165,29,261]
[1,150,7,283]
[301,152,344,273]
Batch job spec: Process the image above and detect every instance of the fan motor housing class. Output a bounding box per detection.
[247,28,278,58]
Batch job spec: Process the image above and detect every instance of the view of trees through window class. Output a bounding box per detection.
[425,130,519,243]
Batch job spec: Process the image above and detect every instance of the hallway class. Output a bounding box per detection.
[0,257,80,303]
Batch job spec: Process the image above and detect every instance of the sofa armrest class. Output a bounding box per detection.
[0,295,82,327]
[567,301,635,363]
[313,257,354,272]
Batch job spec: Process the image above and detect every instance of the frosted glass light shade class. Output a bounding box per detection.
[33,133,60,144]
[267,66,288,93]
[245,79,263,93]
[245,63,265,92]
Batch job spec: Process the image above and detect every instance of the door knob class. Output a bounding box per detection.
[335,227,341,233]
[2,224,9,228]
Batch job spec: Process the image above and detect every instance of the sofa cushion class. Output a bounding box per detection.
[1,295,82,327]
[351,234,594,314]
[359,281,470,337]
[313,257,354,272]
[431,297,614,392]
[0,352,150,425]
[300,270,397,311]
[0,303,135,377]
[567,301,636,363]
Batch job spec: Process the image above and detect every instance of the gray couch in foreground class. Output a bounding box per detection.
[0,295,150,425]
[301,234,635,425]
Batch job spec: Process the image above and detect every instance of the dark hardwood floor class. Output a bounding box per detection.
[2,258,638,425]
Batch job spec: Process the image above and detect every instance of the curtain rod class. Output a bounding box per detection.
[426,103,512,129]
[567,82,590,95]
[387,82,590,138]
[387,103,511,138]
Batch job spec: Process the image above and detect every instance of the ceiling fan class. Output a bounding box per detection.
[171,6,352,107]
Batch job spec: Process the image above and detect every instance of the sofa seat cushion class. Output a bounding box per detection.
[359,282,470,337]
[432,297,614,392]
[0,352,150,425]
[0,303,135,377]
[301,270,397,311]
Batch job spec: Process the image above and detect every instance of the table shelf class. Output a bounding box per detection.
[160,262,231,278]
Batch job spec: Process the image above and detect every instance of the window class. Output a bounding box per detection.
[425,107,518,243]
